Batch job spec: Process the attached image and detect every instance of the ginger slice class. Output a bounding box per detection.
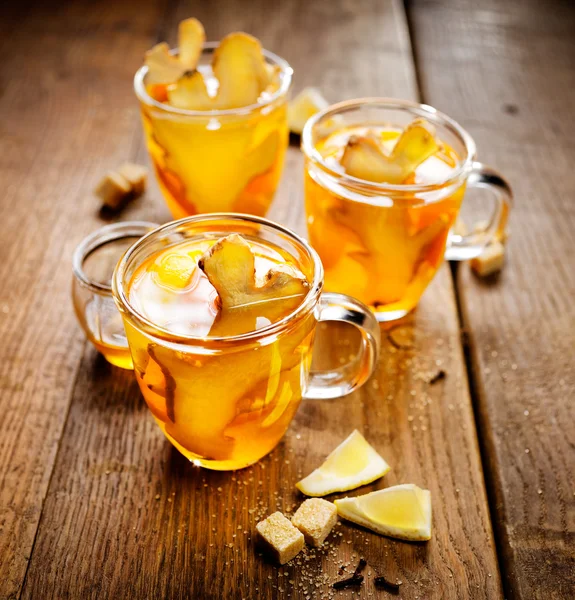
[167,70,213,110]
[212,33,270,109]
[178,18,205,70]
[198,234,309,336]
[145,42,186,85]
[147,321,307,461]
[341,119,440,184]
[145,19,204,85]
[341,135,404,185]
[391,119,439,176]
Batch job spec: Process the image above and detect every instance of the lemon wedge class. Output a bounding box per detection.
[287,87,329,135]
[334,484,432,541]
[296,430,390,496]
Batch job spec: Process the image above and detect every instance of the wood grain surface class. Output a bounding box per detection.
[407,0,575,598]
[0,2,170,598]
[3,0,561,598]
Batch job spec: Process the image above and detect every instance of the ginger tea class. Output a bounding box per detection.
[136,19,291,219]
[305,123,465,320]
[125,234,314,470]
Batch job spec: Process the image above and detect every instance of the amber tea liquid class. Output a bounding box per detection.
[125,236,314,470]
[305,125,464,320]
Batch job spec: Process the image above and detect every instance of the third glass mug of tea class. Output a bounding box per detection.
[134,45,292,219]
[113,215,380,470]
[302,98,512,321]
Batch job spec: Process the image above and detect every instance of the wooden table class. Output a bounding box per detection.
[1,0,573,598]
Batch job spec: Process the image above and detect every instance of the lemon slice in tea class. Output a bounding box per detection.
[334,484,432,541]
[296,430,390,496]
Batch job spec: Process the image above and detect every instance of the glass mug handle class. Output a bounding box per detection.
[303,292,381,400]
[445,161,513,261]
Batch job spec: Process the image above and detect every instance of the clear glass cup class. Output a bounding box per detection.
[302,98,513,321]
[112,214,380,470]
[134,44,293,219]
[72,221,159,369]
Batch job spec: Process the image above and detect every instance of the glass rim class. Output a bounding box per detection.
[301,97,478,194]
[134,42,293,118]
[112,213,324,346]
[72,221,160,294]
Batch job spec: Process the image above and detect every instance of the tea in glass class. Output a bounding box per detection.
[303,99,512,321]
[134,19,292,219]
[72,222,158,369]
[113,216,380,470]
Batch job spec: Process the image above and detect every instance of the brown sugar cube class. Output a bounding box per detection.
[256,512,304,564]
[95,171,132,209]
[118,162,148,196]
[471,240,505,277]
[452,218,468,237]
[291,498,337,547]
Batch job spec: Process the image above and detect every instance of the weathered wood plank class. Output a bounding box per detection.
[11,0,501,598]
[0,1,171,598]
[407,0,575,598]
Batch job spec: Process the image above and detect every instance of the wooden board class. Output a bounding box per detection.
[1,0,501,598]
[407,0,575,598]
[0,2,171,598]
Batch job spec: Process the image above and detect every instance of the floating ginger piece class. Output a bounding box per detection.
[198,234,309,336]
[212,33,270,109]
[145,18,204,84]
[296,430,390,496]
[341,119,440,184]
[178,18,205,70]
[167,70,213,110]
[145,42,186,85]
[335,484,432,541]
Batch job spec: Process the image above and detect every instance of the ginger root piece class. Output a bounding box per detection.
[167,70,213,110]
[117,162,147,196]
[391,118,439,177]
[145,42,186,85]
[471,240,505,277]
[95,171,132,210]
[341,135,404,184]
[178,18,205,70]
[341,119,440,184]
[212,33,270,109]
[256,512,304,564]
[292,498,337,547]
[198,234,309,336]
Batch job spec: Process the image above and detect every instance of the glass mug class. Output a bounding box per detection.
[72,221,159,369]
[303,98,512,321]
[134,45,292,219]
[113,215,380,470]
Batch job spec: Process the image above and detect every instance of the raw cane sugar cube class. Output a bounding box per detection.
[471,241,505,277]
[95,171,132,209]
[291,498,338,547]
[118,162,148,196]
[256,512,304,564]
